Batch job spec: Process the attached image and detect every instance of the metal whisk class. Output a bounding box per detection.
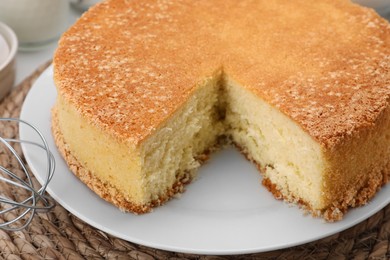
[0,118,55,231]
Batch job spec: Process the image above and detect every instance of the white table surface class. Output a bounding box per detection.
[13,3,390,87]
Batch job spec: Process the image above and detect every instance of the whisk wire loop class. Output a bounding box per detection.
[0,118,55,231]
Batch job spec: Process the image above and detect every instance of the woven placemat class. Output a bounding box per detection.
[0,61,389,259]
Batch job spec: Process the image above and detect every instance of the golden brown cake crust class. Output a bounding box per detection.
[53,0,390,149]
[262,167,390,222]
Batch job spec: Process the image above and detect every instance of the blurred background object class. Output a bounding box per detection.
[0,22,17,100]
[69,0,102,12]
[0,0,69,51]
[353,0,390,17]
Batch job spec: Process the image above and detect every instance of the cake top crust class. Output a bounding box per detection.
[53,0,390,148]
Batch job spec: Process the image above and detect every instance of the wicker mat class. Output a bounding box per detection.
[0,61,389,260]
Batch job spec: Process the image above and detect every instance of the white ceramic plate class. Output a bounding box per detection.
[19,66,390,255]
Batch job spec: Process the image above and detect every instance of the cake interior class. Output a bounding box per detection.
[139,72,224,205]
[224,77,327,211]
[53,70,389,220]
[140,73,331,212]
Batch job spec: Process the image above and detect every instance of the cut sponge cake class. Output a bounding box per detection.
[53,73,224,212]
[52,0,390,221]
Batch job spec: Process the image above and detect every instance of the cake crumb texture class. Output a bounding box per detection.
[52,108,197,213]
